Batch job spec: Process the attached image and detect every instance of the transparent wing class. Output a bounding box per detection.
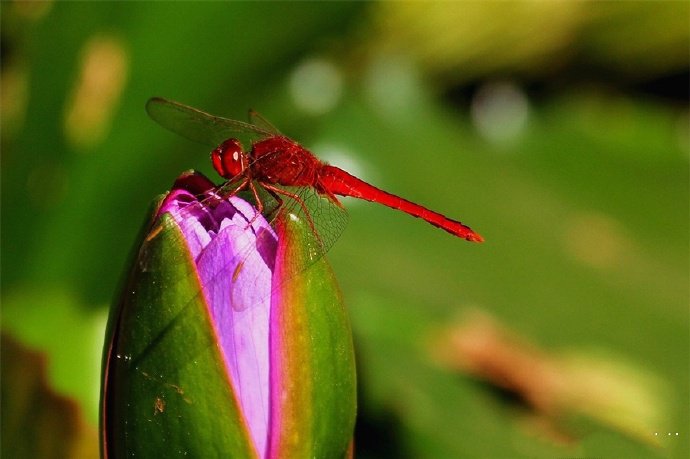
[248,109,282,135]
[236,183,348,268]
[146,97,274,147]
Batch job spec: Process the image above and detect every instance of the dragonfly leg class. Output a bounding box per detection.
[248,180,265,213]
[218,176,249,200]
[263,187,285,215]
[214,178,255,226]
[316,181,344,209]
[245,180,266,226]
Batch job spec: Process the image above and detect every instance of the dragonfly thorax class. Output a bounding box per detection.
[211,138,247,180]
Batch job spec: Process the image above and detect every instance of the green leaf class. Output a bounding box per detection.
[268,212,357,458]
[101,198,256,458]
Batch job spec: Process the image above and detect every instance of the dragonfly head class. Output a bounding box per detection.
[211,138,247,180]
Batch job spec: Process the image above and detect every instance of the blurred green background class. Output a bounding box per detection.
[1,1,688,458]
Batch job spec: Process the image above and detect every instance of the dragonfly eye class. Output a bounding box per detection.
[211,138,245,179]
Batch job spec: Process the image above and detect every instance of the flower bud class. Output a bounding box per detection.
[101,171,356,458]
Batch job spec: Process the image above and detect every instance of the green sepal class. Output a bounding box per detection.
[268,213,357,458]
[100,195,256,459]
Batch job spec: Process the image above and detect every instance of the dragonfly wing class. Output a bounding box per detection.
[267,184,348,265]
[248,109,282,135]
[146,97,274,147]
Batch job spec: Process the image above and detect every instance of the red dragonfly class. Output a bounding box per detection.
[146,97,483,254]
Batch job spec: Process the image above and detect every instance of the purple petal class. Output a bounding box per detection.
[159,190,277,457]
